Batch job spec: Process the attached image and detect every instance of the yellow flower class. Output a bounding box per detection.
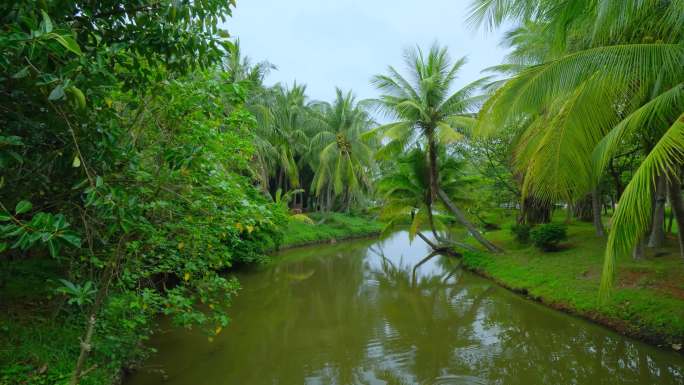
[183,272,190,281]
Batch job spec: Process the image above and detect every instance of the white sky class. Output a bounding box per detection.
[227,0,509,103]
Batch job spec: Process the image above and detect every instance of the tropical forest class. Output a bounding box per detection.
[1,0,684,384]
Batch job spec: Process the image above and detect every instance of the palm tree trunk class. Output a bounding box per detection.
[592,188,605,237]
[648,174,666,248]
[424,131,501,253]
[522,196,552,224]
[426,203,441,241]
[326,183,333,212]
[667,172,684,258]
[438,189,503,253]
[574,194,593,222]
[632,237,646,260]
[427,133,439,201]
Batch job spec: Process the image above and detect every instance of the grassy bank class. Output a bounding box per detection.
[279,212,383,249]
[462,219,684,350]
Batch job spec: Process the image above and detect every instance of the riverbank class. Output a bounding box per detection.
[278,212,382,249]
[0,213,382,385]
[461,220,684,351]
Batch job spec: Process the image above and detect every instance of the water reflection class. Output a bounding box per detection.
[126,231,684,385]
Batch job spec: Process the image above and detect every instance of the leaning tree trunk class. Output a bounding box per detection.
[424,131,501,253]
[667,171,684,258]
[438,189,503,253]
[591,188,605,237]
[648,174,667,248]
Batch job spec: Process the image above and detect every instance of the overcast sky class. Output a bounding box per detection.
[227,0,509,103]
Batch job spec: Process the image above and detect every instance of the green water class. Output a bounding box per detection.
[126,231,684,385]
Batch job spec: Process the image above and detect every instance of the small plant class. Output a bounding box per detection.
[55,279,97,307]
[510,223,532,244]
[530,223,568,251]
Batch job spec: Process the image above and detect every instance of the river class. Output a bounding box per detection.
[125,231,684,385]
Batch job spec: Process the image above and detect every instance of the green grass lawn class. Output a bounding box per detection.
[279,212,383,248]
[462,216,684,348]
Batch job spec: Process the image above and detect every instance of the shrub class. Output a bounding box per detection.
[530,223,568,251]
[510,223,532,244]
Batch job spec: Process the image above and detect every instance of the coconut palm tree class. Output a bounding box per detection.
[378,147,477,253]
[372,43,501,252]
[250,83,312,197]
[223,38,276,84]
[308,89,377,211]
[468,0,684,298]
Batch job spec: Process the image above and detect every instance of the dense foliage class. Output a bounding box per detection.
[0,2,286,383]
[2,0,684,383]
[468,0,684,297]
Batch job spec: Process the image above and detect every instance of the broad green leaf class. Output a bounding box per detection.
[0,242,6,253]
[48,84,65,101]
[15,200,32,215]
[40,10,53,33]
[51,33,83,56]
[47,239,59,257]
[58,233,82,248]
[12,66,29,79]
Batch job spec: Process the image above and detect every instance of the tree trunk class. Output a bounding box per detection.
[632,238,645,260]
[426,203,440,240]
[573,194,593,222]
[648,174,666,248]
[521,196,551,224]
[609,160,624,199]
[70,315,96,385]
[592,188,605,237]
[424,130,501,253]
[667,172,684,258]
[427,133,439,201]
[438,189,502,253]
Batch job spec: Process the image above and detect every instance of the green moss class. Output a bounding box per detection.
[279,213,382,248]
[462,218,684,345]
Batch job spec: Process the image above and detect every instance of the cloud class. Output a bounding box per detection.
[227,0,508,102]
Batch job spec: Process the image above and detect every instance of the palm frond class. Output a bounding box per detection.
[600,113,684,302]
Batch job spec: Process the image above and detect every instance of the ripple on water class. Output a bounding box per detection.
[428,374,488,385]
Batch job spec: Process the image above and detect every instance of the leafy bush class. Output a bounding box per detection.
[0,1,289,380]
[510,223,533,244]
[530,223,568,251]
